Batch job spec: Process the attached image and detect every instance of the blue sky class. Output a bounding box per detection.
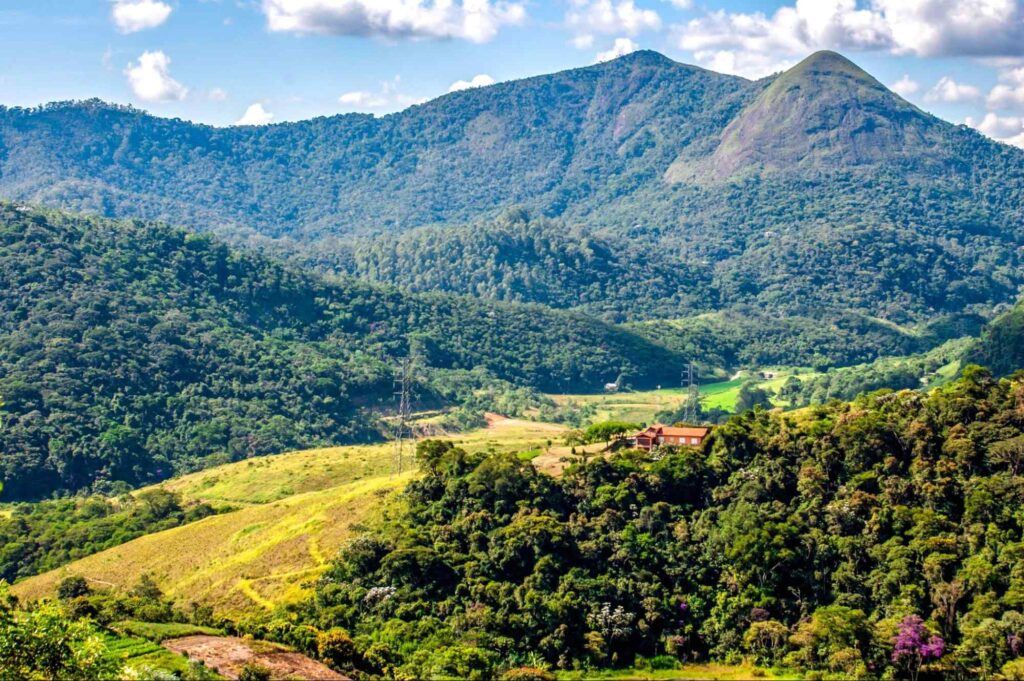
[0,1,1022,146]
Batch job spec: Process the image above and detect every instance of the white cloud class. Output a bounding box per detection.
[208,88,228,102]
[966,112,1024,148]
[236,103,275,125]
[675,0,1024,79]
[925,76,981,103]
[262,0,526,43]
[124,51,188,102]
[448,74,496,92]
[889,74,920,97]
[596,37,640,62]
[572,34,595,49]
[988,66,1024,110]
[566,0,662,38]
[111,0,172,34]
[663,0,691,8]
[339,90,389,108]
[690,49,795,79]
[338,76,426,112]
[872,0,1024,58]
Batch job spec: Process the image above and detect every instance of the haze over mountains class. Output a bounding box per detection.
[2,50,1023,327]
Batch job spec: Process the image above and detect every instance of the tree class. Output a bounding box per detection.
[735,382,774,413]
[136,489,182,520]
[891,615,945,681]
[56,575,91,600]
[317,629,358,670]
[744,620,790,665]
[583,421,641,447]
[0,584,120,681]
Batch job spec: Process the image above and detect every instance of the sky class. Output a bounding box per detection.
[0,1,1022,147]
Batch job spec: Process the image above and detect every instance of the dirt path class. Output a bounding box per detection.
[163,635,348,681]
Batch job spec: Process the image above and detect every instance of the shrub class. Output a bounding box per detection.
[238,663,272,681]
[317,628,358,669]
[57,575,91,600]
[500,667,556,681]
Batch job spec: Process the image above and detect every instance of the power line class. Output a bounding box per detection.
[681,362,699,424]
[392,356,414,475]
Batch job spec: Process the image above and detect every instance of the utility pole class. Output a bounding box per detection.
[392,356,414,475]
[681,362,700,424]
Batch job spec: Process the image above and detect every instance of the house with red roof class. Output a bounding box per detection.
[631,424,710,451]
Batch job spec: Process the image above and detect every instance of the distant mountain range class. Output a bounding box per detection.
[2,50,1023,325]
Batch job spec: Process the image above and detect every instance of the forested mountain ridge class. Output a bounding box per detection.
[0,203,683,499]
[3,51,1024,325]
[0,51,750,240]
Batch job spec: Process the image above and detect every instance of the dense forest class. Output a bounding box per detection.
[2,52,1023,329]
[969,300,1024,378]
[0,204,682,500]
[287,370,1024,679]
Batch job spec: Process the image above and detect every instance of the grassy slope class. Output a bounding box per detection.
[11,419,569,614]
[550,370,803,423]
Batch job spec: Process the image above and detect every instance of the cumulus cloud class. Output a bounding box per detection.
[111,0,172,34]
[448,74,496,92]
[596,37,640,62]
[208,88,228,102]
[339,76,425,112]
[874,0,1024,58]
[262,0,526,43]
[124,51,188,102]
[925,76,981,103]
[567,0,662,38]
[890,74,920,97]
[674,0,1024,79]
[988,66,1024,109]
[236,103,275,125]
[663,0,691,8]
[966,112,1024,147]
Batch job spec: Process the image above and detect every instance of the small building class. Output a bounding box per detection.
[631,424,710,451]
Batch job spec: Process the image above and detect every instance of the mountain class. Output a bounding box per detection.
[0,203,683,499]
[0,51,748,241]
[3,51,1022,328]
[666,51,949,182]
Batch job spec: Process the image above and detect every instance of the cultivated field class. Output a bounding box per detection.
[11,418,572,614]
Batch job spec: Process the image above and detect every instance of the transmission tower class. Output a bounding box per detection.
[681,362,700,424]
[392,356,414,475]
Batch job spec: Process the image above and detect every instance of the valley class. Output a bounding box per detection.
[2,37,1024,681]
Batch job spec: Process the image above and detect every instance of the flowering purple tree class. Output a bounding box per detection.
[892,615,945,681]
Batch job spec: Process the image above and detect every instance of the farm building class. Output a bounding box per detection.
[631,425,710,451]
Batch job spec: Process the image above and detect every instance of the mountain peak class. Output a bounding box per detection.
[667,50,945,182]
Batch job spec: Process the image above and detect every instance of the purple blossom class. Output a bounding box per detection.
[1010,633,1024,657]
[892,615,945,668]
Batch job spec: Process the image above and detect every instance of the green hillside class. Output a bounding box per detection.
[1,52,1023,326]
[968,299,1024,377]
[302,371,1024,679]
[0,204,683,499]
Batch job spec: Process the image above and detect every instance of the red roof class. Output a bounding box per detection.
[660,426,710,438]
[632,425,710,439]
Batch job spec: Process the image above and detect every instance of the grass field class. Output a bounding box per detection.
[113,620,224,642]
[12,418,572,615]
[101,631,200,677]
[550,370,804,424]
